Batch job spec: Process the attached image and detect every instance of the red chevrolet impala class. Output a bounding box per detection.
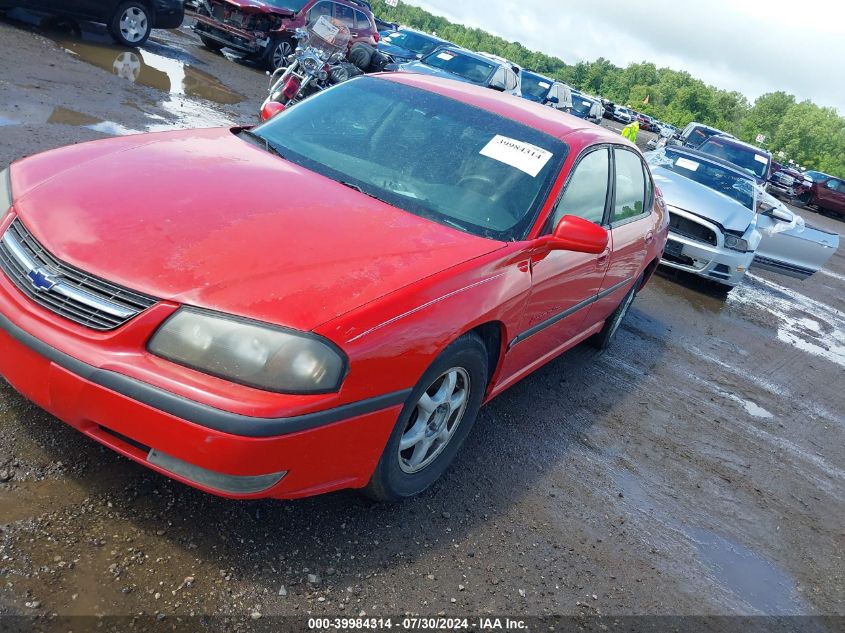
[0,74,667,501]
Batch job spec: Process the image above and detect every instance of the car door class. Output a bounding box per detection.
[499,147,612,381]
[589,146,654,324]
[817,178,845,213]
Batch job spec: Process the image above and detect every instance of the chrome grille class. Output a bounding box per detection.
[668,212,717,246]
[0,219,157,331]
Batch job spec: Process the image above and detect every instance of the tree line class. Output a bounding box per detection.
[371,0,845,177]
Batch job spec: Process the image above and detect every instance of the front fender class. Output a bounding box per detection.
[315,245,532,401]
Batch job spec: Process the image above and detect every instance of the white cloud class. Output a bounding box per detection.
[405,0,845,113]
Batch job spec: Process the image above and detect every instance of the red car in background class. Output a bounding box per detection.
[0,74,666,502]
[191,0,379,70]
[800,171,845,219]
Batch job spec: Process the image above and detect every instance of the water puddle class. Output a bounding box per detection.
[0,103,143,136]
[0,478,88,524]
[686,528,804,614]
[729,275,845,369]
[613,469,804,614]
[59,39,245,105]
[715,388,774,419]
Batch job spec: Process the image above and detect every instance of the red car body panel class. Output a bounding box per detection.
[0,74,668,499]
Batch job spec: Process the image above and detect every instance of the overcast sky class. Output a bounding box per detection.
[406,0,845,113]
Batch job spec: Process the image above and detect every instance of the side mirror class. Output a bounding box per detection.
[547,215,609,254]
[767,207,794,223]
[260,101,286,121]
[547,96,560,104]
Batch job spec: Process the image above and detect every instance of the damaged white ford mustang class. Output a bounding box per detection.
[646,147,838,291]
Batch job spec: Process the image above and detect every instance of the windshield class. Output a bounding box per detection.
[571,98,595,116]
[250,77,567,240]
[698,138,770,179]
[520,72,553,101]
[261,0,309,11]
[382,31,443,56]
[647,148,756,210]
[421,49,495,84]
[804,170,828,182]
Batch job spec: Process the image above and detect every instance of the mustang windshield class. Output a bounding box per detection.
[250,77,567,240]
[647,148,756,210]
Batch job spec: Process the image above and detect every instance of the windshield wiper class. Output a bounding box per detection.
[239,129,286,160]
[339,181,391,205]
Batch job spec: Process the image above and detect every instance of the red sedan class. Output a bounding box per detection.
[0,74,667,501]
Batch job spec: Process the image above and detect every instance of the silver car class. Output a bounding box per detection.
[647,147,838,290]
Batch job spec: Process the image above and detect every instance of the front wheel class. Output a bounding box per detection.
[109,1,152,47]
[262,37,295,71]
[365,333,488,502]
[590,275,642,351]
[199,35,225,52]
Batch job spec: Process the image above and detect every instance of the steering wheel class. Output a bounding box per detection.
[457,174,495,193]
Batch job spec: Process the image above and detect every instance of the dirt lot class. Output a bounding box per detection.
[0,11,843,631]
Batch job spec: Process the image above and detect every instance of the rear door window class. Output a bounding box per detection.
[334,3,355,28]
[307,1,332,24]
[354,9,371,31]
[612,148,648,224]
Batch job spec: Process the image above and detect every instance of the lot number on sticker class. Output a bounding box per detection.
[480,135,553,177]
[539,81,551,89]
[312,16,340,44]
[675,157,700,172]
[754,154,768,165]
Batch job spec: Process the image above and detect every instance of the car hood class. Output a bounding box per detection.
[651,167,755,232]
[378,41,419,62]
[217,0,294,16]
[397,62,477,85]
[11,128,503,331]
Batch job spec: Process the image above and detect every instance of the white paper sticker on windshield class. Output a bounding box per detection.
[479,135,553,177]
[675,157,700,172]
[754,154,768,165]
[312,15,340,44]
[436,51,455,61]
[582,100,591,106]
[538,81,551,89]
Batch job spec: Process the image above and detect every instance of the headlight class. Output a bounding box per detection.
[0,168,11,215]
[723,234,749,252]
[148,308,347,394]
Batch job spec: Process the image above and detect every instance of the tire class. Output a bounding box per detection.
[365,333,488,502]
[262,36,295,71]
[590,275,642,351]
[109,1,152,47]
[793,192,812,208]
[349,42,374,72]
[199,35,224,52]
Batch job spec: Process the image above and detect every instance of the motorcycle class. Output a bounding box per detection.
[260,16,352,121]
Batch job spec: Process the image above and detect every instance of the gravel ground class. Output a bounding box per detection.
[0,11,843,631]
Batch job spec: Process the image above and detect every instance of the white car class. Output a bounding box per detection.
[646,147,838,290]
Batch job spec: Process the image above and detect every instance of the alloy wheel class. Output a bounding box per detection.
[272,41,294,70]
[120,7,148,44]
[398,368,471,474]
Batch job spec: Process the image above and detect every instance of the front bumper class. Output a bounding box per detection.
[191,13,267,54]
[659,210,754,287]
[0,236,408,498]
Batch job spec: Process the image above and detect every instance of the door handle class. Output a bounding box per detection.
[645,231,654,245]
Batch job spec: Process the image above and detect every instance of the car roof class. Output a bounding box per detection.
[522,70,555,82]
[374,73,632,146]
[658,146,756,180]
[701,134,772,157]
[435,47,502,66]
